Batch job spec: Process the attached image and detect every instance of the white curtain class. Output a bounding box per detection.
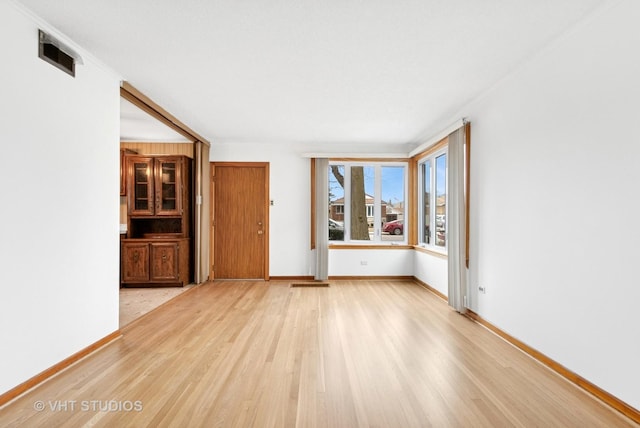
[447,127,467,313]
[315,158,329,280]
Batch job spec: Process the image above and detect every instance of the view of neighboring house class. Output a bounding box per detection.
[329,195,407,229]
[329,194,387,228]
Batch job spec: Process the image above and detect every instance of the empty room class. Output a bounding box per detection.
[1,0,638,426]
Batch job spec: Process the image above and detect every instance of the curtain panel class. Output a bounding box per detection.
[447,127,468,313]
[314,158,329,280]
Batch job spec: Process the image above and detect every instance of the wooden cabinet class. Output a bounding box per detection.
[127,156,185,217]
[150,242,179,281]
[120,149,126,196]
[121,241,149,282]
[121,239,189,286]
[120,148,138,196]
[121,154,192,287]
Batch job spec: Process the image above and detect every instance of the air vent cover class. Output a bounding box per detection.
[290,282,330,287]
[38,30,76,77]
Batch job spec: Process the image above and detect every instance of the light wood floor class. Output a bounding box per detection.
[1,280,636,427]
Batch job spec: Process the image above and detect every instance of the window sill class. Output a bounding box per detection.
[329,244,413,250]
[413,245,448,259]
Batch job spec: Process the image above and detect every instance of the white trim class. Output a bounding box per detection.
[302,152,408,159]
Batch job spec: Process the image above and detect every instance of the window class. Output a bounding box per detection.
[418,149,447,250]
[328,162,407,243]
[366,205,374,217]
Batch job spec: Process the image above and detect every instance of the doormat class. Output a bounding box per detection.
[290,282,330,287]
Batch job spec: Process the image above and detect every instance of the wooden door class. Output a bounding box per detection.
[212,163,269,279]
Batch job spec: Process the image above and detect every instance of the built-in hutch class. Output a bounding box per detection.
[121,154,192,286]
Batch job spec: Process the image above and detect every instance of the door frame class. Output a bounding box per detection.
[210,162,270,280]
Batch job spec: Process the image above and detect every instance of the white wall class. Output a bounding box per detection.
[463,0,640,410]
[0,1,121,395]
[329,249,413,277]
[413,251,447,296]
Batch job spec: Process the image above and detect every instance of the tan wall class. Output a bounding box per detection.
[120,141,194,157]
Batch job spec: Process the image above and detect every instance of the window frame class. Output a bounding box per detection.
[417,147,448,254]
[328,160,409,245]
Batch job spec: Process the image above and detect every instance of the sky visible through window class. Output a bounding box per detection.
[381,166,403,204]
[329,165,344,203]
[436,155,446,199]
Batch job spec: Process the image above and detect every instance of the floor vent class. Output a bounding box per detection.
[290,282,330,288]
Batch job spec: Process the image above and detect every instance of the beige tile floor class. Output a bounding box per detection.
[119,283,196,327]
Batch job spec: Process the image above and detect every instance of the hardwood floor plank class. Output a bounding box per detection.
[0,280,636,427]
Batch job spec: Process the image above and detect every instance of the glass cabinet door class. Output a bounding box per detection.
[155,158,182,216]
[127,157,154,216]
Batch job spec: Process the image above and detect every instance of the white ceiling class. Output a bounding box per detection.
[18,0,609,152]
[120,97,190,142]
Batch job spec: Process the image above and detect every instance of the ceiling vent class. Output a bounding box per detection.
[38,30,82,77]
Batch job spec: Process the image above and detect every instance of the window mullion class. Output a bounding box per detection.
[430,157,436,246]
[374,165,382,241]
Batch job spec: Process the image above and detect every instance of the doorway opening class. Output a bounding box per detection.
[118,85,210,327]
